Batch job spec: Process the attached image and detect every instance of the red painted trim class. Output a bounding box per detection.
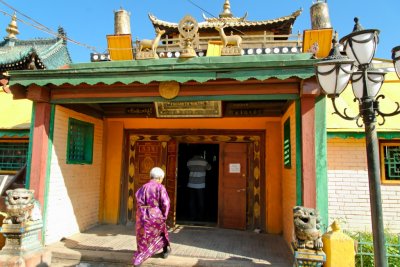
[301,96,316,208]
[29,102,51,206]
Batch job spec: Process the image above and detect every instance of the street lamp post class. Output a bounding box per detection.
[315,17,400,267]
[392,45,400,79]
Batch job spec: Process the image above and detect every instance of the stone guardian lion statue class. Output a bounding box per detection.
[1,188,42,224]
[293,206,323,250]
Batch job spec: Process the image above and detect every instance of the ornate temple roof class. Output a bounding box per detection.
[0,14,72,72]
[149,0,302,36]
[0,38,72,71]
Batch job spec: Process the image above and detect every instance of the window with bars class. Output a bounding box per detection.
[0,141,28,173]
[283,118,291,169]
[67,118,94,164]
[380,141,400,184]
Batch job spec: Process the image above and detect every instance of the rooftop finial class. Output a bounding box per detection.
[6,13,19,39]
[58,26,67,45]
[219,0,233,18]
[352,17,364,32]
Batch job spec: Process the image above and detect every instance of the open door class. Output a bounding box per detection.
[176,143,219,224]
[219,142,248,230]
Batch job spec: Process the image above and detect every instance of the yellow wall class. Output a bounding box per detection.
[327,71,400,132]
[265,121,283,233]
[102,121,124,223]
[103,117,283,232]
[281,102,297,244]
[0,91,32,130]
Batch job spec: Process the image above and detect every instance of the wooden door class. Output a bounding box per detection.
[133,139,177,227]
[219,142,248,230]
[134,141,163,190]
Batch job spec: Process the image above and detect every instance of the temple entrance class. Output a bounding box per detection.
[176,143,219,225]
[123,131,264,231]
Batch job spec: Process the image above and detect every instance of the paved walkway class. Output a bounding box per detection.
[48,224,294,267]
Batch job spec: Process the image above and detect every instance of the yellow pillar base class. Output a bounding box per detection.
[322,221,355,267]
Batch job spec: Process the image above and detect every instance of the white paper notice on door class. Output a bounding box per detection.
[229,163,241,173]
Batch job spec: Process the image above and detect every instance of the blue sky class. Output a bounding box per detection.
[0,0,398,63]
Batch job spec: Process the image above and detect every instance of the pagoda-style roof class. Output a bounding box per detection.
[149,9,302,36]
[0,14,72,72]
[0,37,72,71]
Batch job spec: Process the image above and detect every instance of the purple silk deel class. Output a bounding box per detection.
[132,180,170,266]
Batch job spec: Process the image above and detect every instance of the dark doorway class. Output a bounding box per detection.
[176,143,219,225]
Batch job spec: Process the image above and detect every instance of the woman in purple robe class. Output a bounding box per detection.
[132,167,171,267]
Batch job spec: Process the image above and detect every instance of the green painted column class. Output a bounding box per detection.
[315,95,328,230]
[42,104,56,243]
[25,102,36,188]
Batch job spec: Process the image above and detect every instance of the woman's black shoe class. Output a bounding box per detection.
[162,245,171,259]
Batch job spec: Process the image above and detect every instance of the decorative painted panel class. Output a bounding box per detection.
[127,135,171,222]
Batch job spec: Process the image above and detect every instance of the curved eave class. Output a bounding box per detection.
[0,130,29,138]
[0,49,45,72]
[39,39,73,67]
[8,54,317,87]
[149,9,301,34]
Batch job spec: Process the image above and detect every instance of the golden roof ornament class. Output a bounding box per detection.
[136,27,165,59]
[219,0,233,18]
[6,13,19,39]
[159,81,180,99]
[178,15,199,58]
[215,26,242,56]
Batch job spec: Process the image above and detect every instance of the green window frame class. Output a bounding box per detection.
[0,140,29,173]
[380,140,400,184]
[284,118,291,169]
[67,118,94,164]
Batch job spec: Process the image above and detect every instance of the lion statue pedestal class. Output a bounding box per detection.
[0,189,51,266]
[292,206,326,267]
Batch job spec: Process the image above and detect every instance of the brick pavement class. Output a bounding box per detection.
[48,224,294,267]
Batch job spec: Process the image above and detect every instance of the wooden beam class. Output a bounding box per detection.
[50,81,300,102]
[60,104,104,119]
[9,84,27,99]
[27,84,50,102]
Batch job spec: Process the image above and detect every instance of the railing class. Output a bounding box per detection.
[355,233,400,267]
[133,32,303,53]
[101,32,304,62]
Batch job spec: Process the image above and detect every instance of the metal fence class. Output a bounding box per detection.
[0,142,28,173]
[355,233,400,267]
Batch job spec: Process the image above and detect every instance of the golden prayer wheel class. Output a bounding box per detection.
[114,9,131,35]
[310,1,332,29]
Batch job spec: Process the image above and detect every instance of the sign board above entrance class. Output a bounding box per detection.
[155,101,222,118]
